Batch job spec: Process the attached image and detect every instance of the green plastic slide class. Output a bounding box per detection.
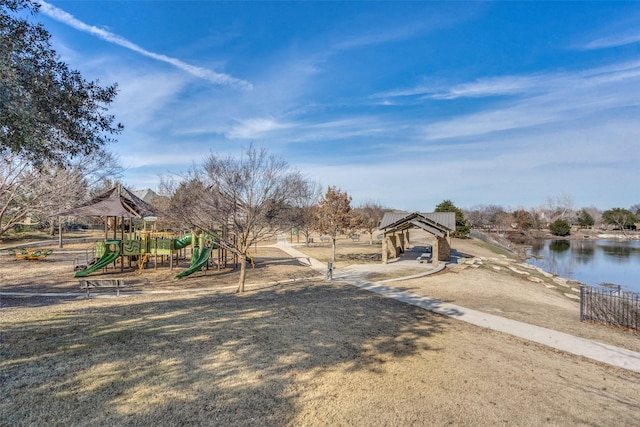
[74,240,121,278]
[173,233,193,250]
[174,246,213,279]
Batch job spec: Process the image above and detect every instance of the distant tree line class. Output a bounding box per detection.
[464,195,639,237]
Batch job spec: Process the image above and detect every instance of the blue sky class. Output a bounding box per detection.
[35,1,640,211]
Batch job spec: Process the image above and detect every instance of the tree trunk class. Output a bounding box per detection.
[236,255,247,293]
[331,237,336,262]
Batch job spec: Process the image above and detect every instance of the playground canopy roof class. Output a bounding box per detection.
[378,211,455,238]
[54,185,157,219]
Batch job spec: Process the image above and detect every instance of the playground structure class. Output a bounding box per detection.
[74,231,247,279]
[7,248,54,260]
[56,185,251,280]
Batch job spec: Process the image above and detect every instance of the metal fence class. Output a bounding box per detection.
[580,285,640,331]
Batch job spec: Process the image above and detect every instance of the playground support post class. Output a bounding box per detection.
[58,216,63,248]
[120,216,124,272]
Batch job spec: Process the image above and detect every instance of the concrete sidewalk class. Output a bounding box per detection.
[276,240,640,374]
[276,239,328,274]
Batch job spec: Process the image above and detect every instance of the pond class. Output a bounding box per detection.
[525,239,640,293]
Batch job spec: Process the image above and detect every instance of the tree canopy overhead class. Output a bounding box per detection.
[0,0,123,166]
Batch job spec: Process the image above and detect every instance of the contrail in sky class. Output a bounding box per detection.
[38,1,252,90]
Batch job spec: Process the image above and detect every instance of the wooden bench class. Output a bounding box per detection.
[79,278,126,297]
[319,236,330,243]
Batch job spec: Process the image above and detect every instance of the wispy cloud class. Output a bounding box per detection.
[582,31,640,50]
[333,23,425,51]
[37,1,252,89]
[224,118,293,140]
[373,76,543,101]
[428,76,541,100]
[412,60,640,140]
[375,60,640,103]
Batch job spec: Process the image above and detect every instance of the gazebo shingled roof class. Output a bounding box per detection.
[55,185,157,218]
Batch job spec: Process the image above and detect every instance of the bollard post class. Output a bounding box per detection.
[326,262,333,281]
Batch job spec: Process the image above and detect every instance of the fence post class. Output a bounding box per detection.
[579,285,585,322]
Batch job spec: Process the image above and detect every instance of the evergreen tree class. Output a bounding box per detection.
[576,209,595,229]
[1,0,122,165]
[435,200,470,237]
[549,219,571,236]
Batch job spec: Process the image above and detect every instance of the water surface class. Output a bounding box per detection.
[525,239,640,293]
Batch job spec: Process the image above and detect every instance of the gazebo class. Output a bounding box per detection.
[378,211,456,264]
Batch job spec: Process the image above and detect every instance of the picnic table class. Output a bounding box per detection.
[79,278,126,297]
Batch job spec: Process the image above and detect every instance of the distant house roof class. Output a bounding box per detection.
[132,188,158,203]
[379,211,456,238]
[55,185,157,218]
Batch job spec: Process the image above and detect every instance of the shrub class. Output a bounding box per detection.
[549,219,571,236]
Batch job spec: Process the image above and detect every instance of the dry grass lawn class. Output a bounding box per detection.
[1,237,640,425]
[292,238,382,268]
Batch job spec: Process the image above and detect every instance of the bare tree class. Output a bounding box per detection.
[169,175,229,231]
[0,153,38,236]
[287,180,322,246]
[546,193,575,221]
[495,210,515,234]
[511,207,542,231]
[465,204,506,231]
[173,145,306,293]
[314,186,359,262]
[0,150,120,238]
[155,174,183,230]
[357,201,388,244]
[41,151,121,234]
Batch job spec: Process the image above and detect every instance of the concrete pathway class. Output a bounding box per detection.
[276,240,640,374]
